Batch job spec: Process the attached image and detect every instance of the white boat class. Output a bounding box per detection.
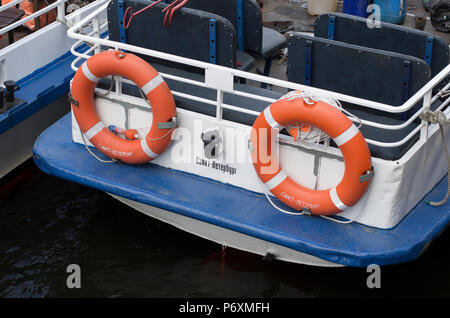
[33,0,450,267]
[0,0,108,179]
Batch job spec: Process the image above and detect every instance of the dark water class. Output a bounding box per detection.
[0,160,449,298]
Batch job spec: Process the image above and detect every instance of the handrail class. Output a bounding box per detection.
[67,2,450,113]
[66,1,450,149]
[0,0,23,13]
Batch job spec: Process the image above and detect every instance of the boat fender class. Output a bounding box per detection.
[250,95,373,216]
[70,51,177,164]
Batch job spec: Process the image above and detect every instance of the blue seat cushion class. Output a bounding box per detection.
[236,51,256,71]
[256,27,288,58]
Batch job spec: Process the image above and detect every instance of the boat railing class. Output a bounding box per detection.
[66,1,450,150]
[0,0,67,36]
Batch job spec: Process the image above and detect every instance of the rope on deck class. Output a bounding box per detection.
[420,109,450,206]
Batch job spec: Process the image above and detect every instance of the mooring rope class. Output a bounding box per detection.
[420,109,450,206]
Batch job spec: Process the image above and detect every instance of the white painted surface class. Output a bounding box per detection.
[0,0,108,83]
[0,96,69,178]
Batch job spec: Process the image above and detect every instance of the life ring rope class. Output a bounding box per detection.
[280,91,362,149]
[255,166,355,224]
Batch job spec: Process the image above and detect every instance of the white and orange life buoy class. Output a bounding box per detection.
[250,95,373,216]
[70,50,177,164]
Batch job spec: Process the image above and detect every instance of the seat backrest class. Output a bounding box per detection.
[107,0,236,69]
[168,0,263,53]
[315,13,449,81]
[288,34,432,119]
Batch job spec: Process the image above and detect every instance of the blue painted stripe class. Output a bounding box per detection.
[118,0,127,43]
[304,40,312,86]
[327,16,335,40]
[236,0,245,51]
[0,52,73,134]
[424,36,433,66]
[209,18,217,64]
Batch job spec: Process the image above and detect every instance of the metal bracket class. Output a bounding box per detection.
[248,139,254,153]
[157,117,177,129]
[263,252,276,261]
[327,16,336,40]
[209,18,217,64]
[304,40,312,86]
[236,0,245,51]
[424,36,434,66]
[360,167,375,183]
[68,92,78,107]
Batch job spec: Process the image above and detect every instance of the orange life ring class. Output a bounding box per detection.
[70,51,177,164]
[250,95,373,216]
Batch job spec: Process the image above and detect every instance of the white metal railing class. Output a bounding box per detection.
[66,1,450,149]
[0,0,66,36]
[0,0,23,13]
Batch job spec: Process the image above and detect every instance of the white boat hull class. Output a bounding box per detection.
[0,96,69,179]
[110,193,343,267]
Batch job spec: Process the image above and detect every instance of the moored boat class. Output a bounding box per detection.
[33,0,450,267]
[0,0,107,179]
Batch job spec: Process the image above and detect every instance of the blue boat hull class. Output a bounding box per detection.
[33,114,450,267]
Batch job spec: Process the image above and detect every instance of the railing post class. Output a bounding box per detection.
[0,58,6,87]
[113,47,122,97]
[93,17,100,54]
[420,89,432,142]
[57,0,66,21]
[115,77,122,97]
[216,89,223,121]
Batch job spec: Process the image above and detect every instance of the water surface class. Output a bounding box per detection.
[0,161,449,298]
